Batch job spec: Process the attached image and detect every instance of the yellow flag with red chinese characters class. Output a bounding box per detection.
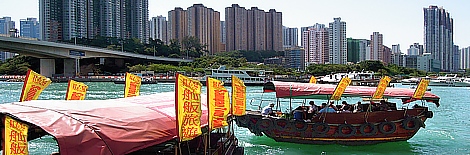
[4,116,29,155]
[124,72,142,98]
[207,77,230,130]
[330,77,351,101]
[231,75,246,116]
[372,76,391,99]
[65,80,88,100]
[309,76,317,84]
[19,69,52,102]
[413,79,430,99]
[176,73,202,141]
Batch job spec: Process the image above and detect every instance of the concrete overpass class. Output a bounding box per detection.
[0,35,192,77]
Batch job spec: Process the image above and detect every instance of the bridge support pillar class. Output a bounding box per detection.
[63,59,76,77]
[40,59,55,77]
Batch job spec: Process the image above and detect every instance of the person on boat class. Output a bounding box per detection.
[378,100,391,111]
[261,103,275,116]
[319,103,336,113]
[353,101,363,113]
[293,106,305,121]
[340,101,351,111]
[308,101,318,113]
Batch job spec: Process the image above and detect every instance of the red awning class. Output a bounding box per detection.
[0,92,208,155]
[264,81,440,105]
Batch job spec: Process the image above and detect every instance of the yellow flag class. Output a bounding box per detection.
[330,77,351,101]
[65,80,88,100]
[19,69,52,102]
[413,79,430,99]
[124,72,142,98]
[231,75,246,116]
[309,76,317,84]
[4,116,29,155]
[372,76,391,99]
[207,77,230,130]
[176,73,202,141]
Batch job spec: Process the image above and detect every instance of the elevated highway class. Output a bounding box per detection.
[0,36,192,77]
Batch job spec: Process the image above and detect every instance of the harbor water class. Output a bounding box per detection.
[0,82,469,154]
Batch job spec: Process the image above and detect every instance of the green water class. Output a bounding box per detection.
[0,82,469,155]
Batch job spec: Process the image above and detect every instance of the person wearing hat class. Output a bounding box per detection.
[261,103,275,116]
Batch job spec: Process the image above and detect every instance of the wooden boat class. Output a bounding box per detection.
[0,92,243,155]
[235,81,440,145]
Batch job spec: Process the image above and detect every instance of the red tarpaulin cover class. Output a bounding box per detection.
[0,92,208,155]
[264,81,440,104]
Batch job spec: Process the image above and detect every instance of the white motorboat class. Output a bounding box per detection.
[401,77,420,85]
[200,66,273,86]
[428,74,457,86]
[319,71,382,86]
[453,78,470,87]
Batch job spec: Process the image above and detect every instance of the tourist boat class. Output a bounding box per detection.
[235,81,439,145]
[0,92,243,155]
[200,66,273,86]
[453,78,470,87]
[319,71,387,87]
[428,74,457,86]
[113,76,158,84]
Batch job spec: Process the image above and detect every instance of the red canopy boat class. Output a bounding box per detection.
[236,81,440,145]
[0,92,242,155]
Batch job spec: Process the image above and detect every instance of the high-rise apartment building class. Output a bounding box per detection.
[0,17,16,62]
[424,5,454,71]
[409,43,424,55]
[20,18,40,38]
[300,26,312,47]
[225,4,282,52]
[0,17,15,35]
[391,44,402,65]
[328,17,347,64]
[220,21,226,44]
[247,7,266,51]
[383,45,392,64]
[408,46,419,56]
[370,32,383,61]
[168,4,221,54]
[284,47,304,70]
[358,39,369,62]
[127,0,149,43]
[150,16,167,44]
[40,0,148,42]
[453,45,460,71]
[303,23,329,66]
[95,0,126,38]
[347,38,360,63]
[461,47,470,70]
[283,26,298,49]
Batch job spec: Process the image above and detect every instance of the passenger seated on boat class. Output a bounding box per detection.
[353,102,363,113]
[308,101,318,113]
[378,100,391,111]
[319,103,337,113]
[293,106,305,121]
[329,101,339,111]
[261,103,275,116]
[340,101,351,111]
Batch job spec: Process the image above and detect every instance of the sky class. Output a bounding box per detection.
[1,0,469,52]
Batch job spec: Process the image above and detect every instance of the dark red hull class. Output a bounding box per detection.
[236,108,433,145]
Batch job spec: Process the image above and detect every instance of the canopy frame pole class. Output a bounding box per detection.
[289,85,293,113]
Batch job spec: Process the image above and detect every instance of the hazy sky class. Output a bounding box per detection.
[1,0,469,52]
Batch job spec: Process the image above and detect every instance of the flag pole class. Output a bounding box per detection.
[205,77,210,155]
[175,72,180,155]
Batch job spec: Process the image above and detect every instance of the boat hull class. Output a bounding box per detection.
[236,108,432,145]
[201,81,266,86]
[453,82,470,87]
